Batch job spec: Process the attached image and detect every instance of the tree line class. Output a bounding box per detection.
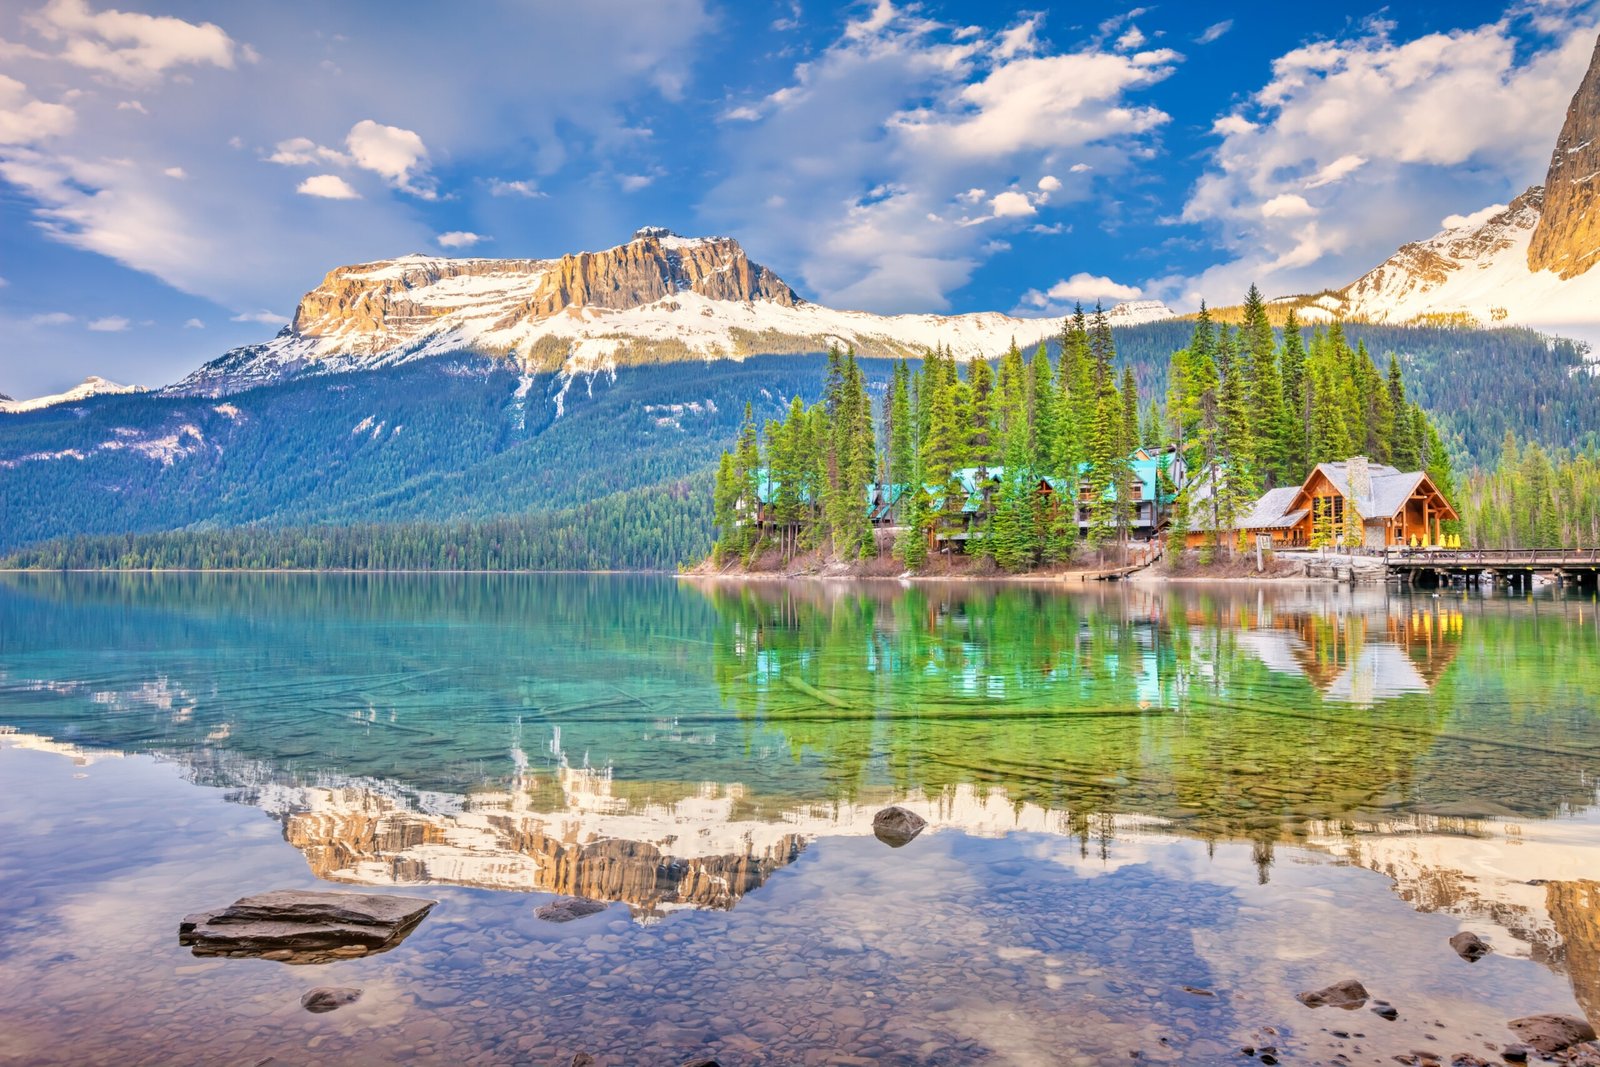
[0,477,712,571]
[1461,434,1600,548]
[712,286,1456,570]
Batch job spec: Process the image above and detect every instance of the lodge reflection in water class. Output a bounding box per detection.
[2,574,1599,1019]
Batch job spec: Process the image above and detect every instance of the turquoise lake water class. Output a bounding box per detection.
[1,573,1598,1066]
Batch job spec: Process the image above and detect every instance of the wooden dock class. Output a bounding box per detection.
[1382,548,1600,590]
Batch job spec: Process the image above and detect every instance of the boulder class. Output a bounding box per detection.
[535,897,609,923]
[301,987,362,1014]
[1295,979,1370,1009]
[871,806,927,848]
[1449,931,1491,962]
[1506,1014,1597,1055]
[179,889,436,965]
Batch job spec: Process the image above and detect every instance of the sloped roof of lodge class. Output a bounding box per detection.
[1189,457,1457,535]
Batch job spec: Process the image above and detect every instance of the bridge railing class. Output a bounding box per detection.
[1380,547,1600,566]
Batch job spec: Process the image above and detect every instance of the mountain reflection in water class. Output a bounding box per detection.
[2,572,1598,1026]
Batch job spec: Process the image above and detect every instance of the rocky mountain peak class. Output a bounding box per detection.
[1528,32,1600,279]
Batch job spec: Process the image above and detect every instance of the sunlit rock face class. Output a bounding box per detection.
[166,228,1178,396]
[1528,34,1600,279]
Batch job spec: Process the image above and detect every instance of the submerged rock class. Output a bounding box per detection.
[871,806,927,848]
[1295,979,1370,1009]
[535,897,609,923]
[570,1055,597,1067]
[178,889,436,965]
[1506,1014,1597,1054]
[1448,931,1490,962]
[301,987,362,1013]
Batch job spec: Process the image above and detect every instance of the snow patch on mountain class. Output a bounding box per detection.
[0,376,145,414]
[1329,188,1600,327]
[166,228,1178,397]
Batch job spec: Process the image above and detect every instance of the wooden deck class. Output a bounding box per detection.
[1381,547,1600,588]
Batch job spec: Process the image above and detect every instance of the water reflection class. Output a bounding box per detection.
[2,573,1599,1034]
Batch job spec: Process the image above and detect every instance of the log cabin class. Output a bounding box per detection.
[1184,456,1458,550]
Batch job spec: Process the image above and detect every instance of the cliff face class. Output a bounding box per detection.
[1528,34,1600,279]
[289,229,800,349]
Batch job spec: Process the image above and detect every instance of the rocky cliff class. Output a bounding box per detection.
[1299,32,1600,328]
[169,227,1175,397]
[1528,33,1600,279]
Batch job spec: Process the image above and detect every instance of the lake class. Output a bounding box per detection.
[1,573,1598,1066]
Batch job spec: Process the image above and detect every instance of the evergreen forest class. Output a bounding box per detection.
[712,287,1456,571]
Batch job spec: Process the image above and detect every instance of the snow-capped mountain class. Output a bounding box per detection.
[171,226,1175,396]
[1300,33,1600,328]
[0,376,144,414]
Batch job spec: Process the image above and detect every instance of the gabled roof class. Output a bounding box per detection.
[1304,460,1456,521]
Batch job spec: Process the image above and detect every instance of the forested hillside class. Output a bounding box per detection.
[2,317,1596,559]
[1,476,712,571]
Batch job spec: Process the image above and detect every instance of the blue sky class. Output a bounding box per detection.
[1,0,1596,396]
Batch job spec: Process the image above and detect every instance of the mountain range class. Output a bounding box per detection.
[2,34,1600,559]
[167,227,1175,399]
[1274,31,1600,327]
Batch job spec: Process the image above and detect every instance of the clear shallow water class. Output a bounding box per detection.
[1,573,1598,1066]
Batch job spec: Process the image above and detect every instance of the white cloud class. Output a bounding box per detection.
[990,190,1036,218]
[0,0,715,346]
[720,105,762,122]
[266,136,349,167]
[1303,153,1367,189]
[230,310,287,325]
[487,178,545,198]
[1022,272,1143,310]
[436,230,488,248]
[1177,11,1598,306]
[619,172,654,192]
[1260,193,1315,219]
[700,3,1179,311]
[162,165,184,178]
[182,317,204,328]
[30,311,74,325]
[296,173,360,199]
[1211,114,1257,137]
[1037,174,1061,192]
[115,99,145,113]
[0,75,76,144]
[1029,221,1066,235]
[265,121,432,198]
[1197,20,1233,45]
[1115,27,1146,52]
[24,0,237,86]
[86,314,129,331]
[345,118,433,198]
[1441,202,1508,230]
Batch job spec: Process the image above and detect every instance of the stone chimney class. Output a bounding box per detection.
[1346,455,1372,507]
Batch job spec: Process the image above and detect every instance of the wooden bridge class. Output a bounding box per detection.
[1382,547,1600,590]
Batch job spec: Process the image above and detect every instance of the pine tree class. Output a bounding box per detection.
[1030,343,1058,473]
[888,361,914,509]
[968,358,995,466]
[1241,284,1289,485]
[1279,310,1309,474]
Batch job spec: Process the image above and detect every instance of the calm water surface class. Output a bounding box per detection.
[1,574,1599,1066]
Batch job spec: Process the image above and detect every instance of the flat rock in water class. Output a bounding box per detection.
[1295,979,1370,1009]
[872,806,927,848]
[536,897,609,923]
[1449,931,1491,961]
[301,986,362,1013]
[178,889,436,965]
[1506,1014,1597,1054]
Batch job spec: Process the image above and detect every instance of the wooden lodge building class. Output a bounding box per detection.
[1185,456,1458,550]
